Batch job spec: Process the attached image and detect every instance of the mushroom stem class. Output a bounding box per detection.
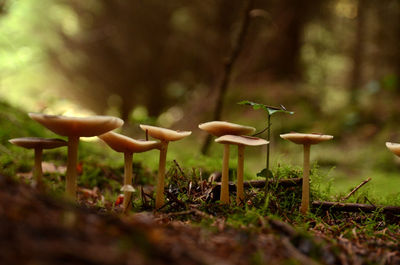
[155,141,168,209]
[220,144,230,204]
[123,152,133,213]
[236,145,244,205]
[300,144,311,214]
[34,148,43,188]
[66,136,79,198]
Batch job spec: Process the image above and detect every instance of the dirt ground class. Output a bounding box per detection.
[0,174,399,265]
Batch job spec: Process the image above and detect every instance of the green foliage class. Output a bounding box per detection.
[79,165,105,187]
[238,100,294,116]
[0,101,55,141]
[256,168,273,179]
[238,100,294,175]
[0,101,59,177]
[309,165,334,202]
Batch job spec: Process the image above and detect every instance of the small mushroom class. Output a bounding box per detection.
[386,142,400,157]
[139,125,191,209]
[280,132,333,214]
[29,113,123,199]
[215,135,268,205]
[199,121,255,204]
[9,137,67,189]
[98,132,160,213]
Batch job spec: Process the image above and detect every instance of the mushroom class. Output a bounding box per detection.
[386,142,400,157]
[139,124,191,209]
[198,121,256,137]
[29,113,123,199]
[215,135,268,205]
[98,132,160,213]
[280,132,333,214]
[8,137,67,189]
[199,121,255,204]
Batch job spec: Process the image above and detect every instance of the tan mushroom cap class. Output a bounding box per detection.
[280,132,333,145]
[121,184,136,192]
[99,132,161,153]
[139,124,191,142]
[215,135,269,146]
[198,121,256,137]
[9,137,67,149]
[29,113,124,137]
[386,142,400,157]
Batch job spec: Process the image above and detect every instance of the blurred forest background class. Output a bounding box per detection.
[1,0,400,196]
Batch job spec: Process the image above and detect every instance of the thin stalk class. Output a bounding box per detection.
[300,144,311,214]
[123,152,133,214]
[252,125,270,136]
[236,145,245,205]
[155,141,168,209]
[66,136,79,199]
[264,114,271,194]
[266,114,271,170]
[34,148,43,189]
[220,144,230,204]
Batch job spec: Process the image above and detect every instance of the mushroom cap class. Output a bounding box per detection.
[198,121,255,137]
[9,137,67,149]
[121,184,136,192]
[29,113,124,137]
[386,142,400,157]
[99,132,160,153]
[280,132,333,145]
[139,124,191,142]
[215,135,269,146]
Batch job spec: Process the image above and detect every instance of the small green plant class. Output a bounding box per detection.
[238,100,294,179]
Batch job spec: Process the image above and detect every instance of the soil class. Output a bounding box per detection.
[0,175,399,265]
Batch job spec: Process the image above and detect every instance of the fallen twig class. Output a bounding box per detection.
[312,201,400,214]
[341,177,371,201]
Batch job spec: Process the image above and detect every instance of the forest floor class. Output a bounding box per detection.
[1,101,400,264]
[1,173,399,265]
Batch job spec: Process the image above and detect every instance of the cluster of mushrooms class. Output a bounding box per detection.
[198,122,334,214]
[9,113,192,213]
[12,112,399,215]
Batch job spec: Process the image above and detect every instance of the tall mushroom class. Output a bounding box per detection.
[139,125,191,209]
[215,135,268,205]
[29,113,123,199]
[98,132,160,213]
[280,132,333,214]
[199,121,255,204]
[9,137,67,189]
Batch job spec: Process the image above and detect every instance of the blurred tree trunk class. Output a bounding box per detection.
[201,0,254,155]
[0,1,6,15]
[349,0,367,106]
[261,0,313,80]
[397,3,400,92]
